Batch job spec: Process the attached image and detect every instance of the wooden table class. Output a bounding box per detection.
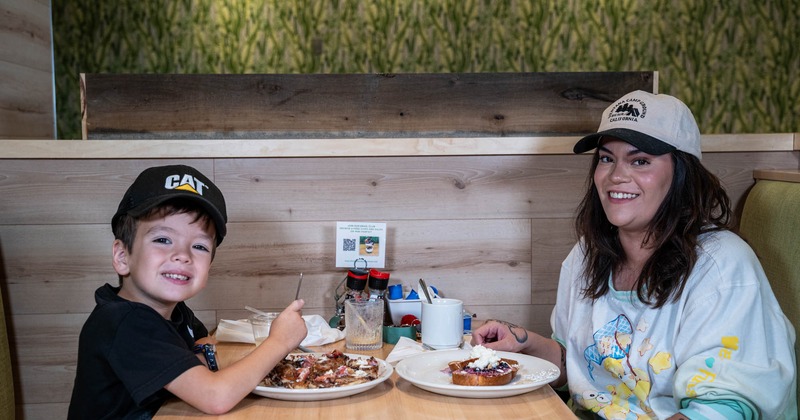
[154,340,575,419]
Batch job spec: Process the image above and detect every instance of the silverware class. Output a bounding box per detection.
[294,272,303,300]
[293,275,310,353]
[419,278,433,304]
[245,305,271,317]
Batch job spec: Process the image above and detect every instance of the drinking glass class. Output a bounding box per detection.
[250,312,278,346]
[345,299,383,350]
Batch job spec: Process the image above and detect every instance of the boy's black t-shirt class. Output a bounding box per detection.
[68,284,208,419]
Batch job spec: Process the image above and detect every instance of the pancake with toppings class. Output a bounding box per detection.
[262,349,380,389]
[448,345,519,386]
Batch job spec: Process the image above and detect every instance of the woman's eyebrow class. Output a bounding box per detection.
[597,144,645,156]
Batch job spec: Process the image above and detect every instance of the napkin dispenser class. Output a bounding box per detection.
[387,299,422,326]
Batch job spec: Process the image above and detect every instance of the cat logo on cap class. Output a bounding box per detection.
[165,174,208,195]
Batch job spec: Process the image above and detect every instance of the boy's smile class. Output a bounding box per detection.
[113,211,216,318]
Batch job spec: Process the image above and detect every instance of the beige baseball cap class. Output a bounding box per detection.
[573,90,702,159]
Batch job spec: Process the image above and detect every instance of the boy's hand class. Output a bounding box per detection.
[264,299,308,354]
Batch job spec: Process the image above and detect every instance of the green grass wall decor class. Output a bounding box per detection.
[53,0,799,139]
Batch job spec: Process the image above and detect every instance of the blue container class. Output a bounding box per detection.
[388,284,403,300]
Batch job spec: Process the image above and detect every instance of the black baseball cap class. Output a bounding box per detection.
[112,165,228,245]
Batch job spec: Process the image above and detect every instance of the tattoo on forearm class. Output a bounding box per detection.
[486,319,529,344]
[560,344,567,372]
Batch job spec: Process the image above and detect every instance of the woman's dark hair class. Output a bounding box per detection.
[575,150,733,308]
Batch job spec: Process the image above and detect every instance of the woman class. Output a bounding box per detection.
[473,91,796,419]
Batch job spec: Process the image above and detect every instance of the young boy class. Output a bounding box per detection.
[68,164,307,419]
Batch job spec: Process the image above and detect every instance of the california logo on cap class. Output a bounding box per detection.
[608,96,647,124]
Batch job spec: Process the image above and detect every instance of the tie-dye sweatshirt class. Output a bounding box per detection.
[553,230,796,419]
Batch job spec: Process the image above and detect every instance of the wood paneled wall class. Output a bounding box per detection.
[0,0,54,139]
[1,147,798,418]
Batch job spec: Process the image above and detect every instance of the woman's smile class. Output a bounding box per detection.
[594,139,674,237]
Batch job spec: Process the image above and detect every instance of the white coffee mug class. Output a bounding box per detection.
[421,298,463,349]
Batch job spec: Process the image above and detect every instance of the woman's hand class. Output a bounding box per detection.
[471,319,531,353]
[473,319,567,387]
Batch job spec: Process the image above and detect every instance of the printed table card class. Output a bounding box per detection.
[335,221,387,268]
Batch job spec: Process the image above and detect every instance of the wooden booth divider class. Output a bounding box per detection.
[80,72,655,139]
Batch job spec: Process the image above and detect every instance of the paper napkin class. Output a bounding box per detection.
[385,336,473,365]
[214,314,345,347]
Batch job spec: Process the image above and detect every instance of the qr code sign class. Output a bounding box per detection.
[342,238,356,251]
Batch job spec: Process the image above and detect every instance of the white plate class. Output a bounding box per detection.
[395,349,560,398]
[252,353,393,401]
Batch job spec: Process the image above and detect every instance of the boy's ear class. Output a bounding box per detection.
[112,239,131,276]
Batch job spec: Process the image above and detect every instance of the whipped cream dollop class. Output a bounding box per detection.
[467,345,501,369]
